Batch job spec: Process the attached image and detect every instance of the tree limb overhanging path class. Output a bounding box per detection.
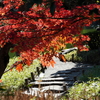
[24,49,93,98]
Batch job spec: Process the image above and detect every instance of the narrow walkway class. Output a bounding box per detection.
[24,57,93,98]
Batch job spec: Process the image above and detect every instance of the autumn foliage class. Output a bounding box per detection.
[0,0,100,69]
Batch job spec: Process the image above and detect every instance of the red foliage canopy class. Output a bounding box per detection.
[0,0,100,68]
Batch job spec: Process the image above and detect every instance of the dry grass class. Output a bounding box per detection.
[0,90,61,100]
[0,90,33,100]
[1,90,100,100]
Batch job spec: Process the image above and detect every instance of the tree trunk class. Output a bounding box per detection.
[0,43,13,78]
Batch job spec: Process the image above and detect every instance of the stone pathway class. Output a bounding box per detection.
[24,57,93,98]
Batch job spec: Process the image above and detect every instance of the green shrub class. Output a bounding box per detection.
[1,57,40,91]
[67,79,100,100]
[66,65,100,100]
[81,29,96,34]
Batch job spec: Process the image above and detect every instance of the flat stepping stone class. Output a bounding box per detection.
[50,74,69,78]
[71,67,93,71]
[24,88,66,98]
[68,72,81,77]
[29,81,67,86]
[55,70,71,74]
[60,47,78,54]
[70,69,80,72]
[35,77,68,81]
[29,81,74,87]
[41,85,64,91]
[67,73,81,81]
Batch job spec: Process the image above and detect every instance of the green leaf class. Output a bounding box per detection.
[66,43,73,48]
[9,48,16,58]
[50,1,56,16]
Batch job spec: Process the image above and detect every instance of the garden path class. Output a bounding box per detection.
[24,56,93,98]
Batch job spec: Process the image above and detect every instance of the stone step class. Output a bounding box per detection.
[24,57,94,98]
[29,81,73,87]
[24,88,66,98]
[35,77,68,81]
[68,72,81,78]
[41,85,64,91]
[71,67,93,71]
[29,81,66,86]
[56,70,71,74]
[50,74,69,78]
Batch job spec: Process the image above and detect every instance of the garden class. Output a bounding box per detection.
[0,29,100,100]
[0,0,100,100]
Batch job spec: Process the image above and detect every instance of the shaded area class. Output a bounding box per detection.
[0,43,13,78]
[64,49,100,64]
[84,31,100,50]
[79,65,100,82]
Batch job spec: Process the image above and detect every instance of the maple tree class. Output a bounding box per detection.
[0,0,100,78]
